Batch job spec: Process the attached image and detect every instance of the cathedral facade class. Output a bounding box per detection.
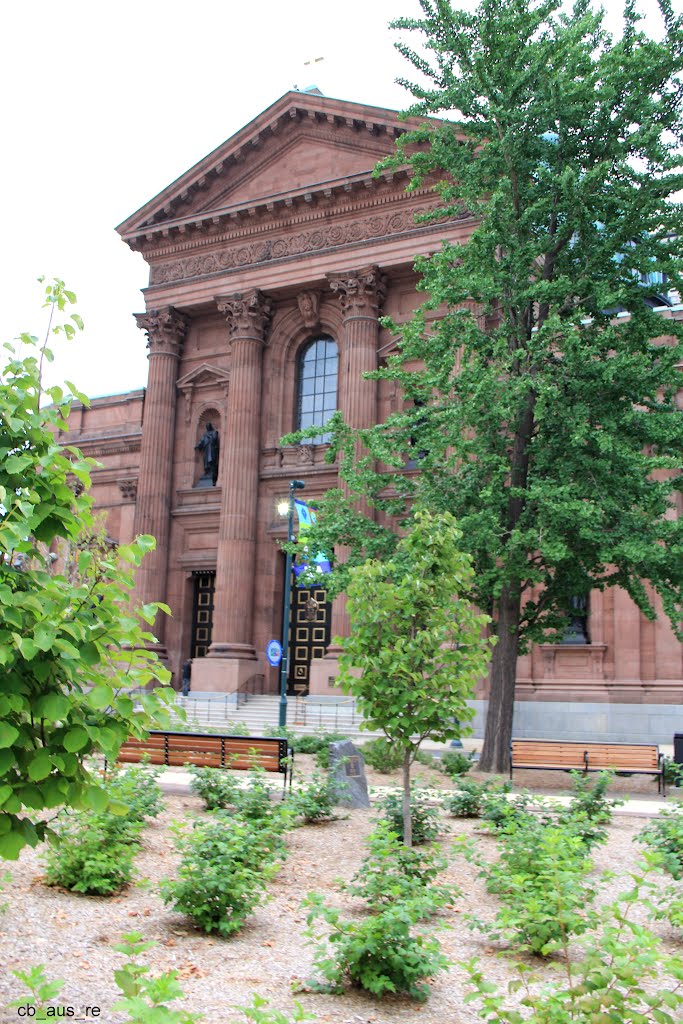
[58,92,682,735]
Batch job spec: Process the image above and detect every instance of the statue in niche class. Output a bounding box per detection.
[195,422,220,487]
[562,595,589,644]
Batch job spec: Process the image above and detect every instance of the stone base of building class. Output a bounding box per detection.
[309,656,344,697]
[190,655,265,694]
[470,698,683,746]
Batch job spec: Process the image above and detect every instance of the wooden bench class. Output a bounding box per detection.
[510,739,665,795]
[116,731,293,791]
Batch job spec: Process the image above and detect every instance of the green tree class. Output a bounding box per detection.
[0,280,175,859]
[337,509,492,846]
[288,0,683,773]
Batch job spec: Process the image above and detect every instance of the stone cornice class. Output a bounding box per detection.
[148,202,470,287]
[131,173,427,257]
[59,433,142,458]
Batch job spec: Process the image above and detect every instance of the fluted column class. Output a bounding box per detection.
[326,265,387,647]
[133,307,188,642]
[207,289,272,661]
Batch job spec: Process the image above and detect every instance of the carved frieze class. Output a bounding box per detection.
[134,306,189,355]
[327,265,387,318]
[148,206,469,286]
[216,290,273,342]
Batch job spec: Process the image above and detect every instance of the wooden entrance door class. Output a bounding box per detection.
[288,585,331,695]
[191,571,215,658]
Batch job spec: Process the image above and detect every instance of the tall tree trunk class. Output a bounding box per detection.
[478,584,521,774]
[402,749,413,848]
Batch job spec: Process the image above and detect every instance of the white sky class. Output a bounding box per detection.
[0,0,663,400]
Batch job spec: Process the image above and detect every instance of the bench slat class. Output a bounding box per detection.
[509,738,664,794]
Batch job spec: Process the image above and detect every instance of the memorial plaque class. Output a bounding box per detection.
[328,740,370,808]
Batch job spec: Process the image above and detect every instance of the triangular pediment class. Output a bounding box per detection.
[177,364,230,390]
[117,92,420,242]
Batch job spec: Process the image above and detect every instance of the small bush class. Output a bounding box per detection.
[44,812,142,895]
[290,772,339,825]
[439,750,475,777]
[112,931,202,1023]
[105,762,165,823]
[638,803,683,878]
[663,757,683,786]
[233,768,289,827]
[188,766,240,810]
[302,893,448,1001]
[475,816,597,955]
[360,738,404,773]
[446,777,511,818]
[379,791,441,844]
[160,815,281,936]
[343,820,457,916]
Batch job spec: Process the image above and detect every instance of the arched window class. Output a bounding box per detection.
[296,336,338,443]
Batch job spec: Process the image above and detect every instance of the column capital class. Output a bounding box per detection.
[327,265,387,319]
[134,306,189,356]
[216,289,273,342]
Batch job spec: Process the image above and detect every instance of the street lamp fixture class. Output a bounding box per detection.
[278,479,305,728]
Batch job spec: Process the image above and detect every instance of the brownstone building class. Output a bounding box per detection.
[60,91,682,741]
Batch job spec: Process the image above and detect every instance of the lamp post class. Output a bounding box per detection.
[278,479,305,728]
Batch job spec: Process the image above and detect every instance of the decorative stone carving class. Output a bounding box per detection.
[216,290,273,342]
[148,205,469,285]
[327,265,387,318]
[134,306,189,354]
[296,290,321,330]
[118,478,138,503]
[297,444,315,464]
[176,364,230,424]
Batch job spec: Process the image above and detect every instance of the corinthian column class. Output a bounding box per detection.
[324,265,387,650]
[207,289,272,663]
[133,306,188,643]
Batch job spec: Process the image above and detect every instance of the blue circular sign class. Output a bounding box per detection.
[266,639,283,667]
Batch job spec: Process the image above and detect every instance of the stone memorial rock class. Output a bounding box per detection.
[328,739,370,808]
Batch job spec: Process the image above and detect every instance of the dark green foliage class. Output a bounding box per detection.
[104,762,165,823]
[662,758,683,786]
[159,814,283,936]
[188,766,240,811]
[232,769,288,827]
[291,732,347,755]
[342,820,457,916]
[556,770,622,848]
[379,791,441,844]
[638,803,683,878]
[446,777,512,818]
[438,750,475,778]
[359,738,404,773]
[44,811,142,895]
[302,893,449,1001]
[282,0,683,775]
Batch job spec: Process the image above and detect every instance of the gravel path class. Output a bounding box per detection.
[0,763,680,1024]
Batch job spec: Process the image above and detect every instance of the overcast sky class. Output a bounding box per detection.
[1,0,660,400]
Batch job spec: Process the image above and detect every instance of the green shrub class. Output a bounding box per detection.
[359,738,404,773]
[290,772,339,825]
[464,871,683,1022]
[232,768,290,828]
[446,777,511,818]
[343,820,457,916]
[105,762,165,823]
[188,766,240,810]
[480,790,535,830]
[160,815,281,936]
[638,803,683,878]
[44,811,142,895]
[112,931,202,1023]
[663,758,683,786]
[233,995,316,1023]
[439,750,475,777]
[474,817,597,956]
[379,791,441,844]
[291,732,347,755]
[302,893,448,1001]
